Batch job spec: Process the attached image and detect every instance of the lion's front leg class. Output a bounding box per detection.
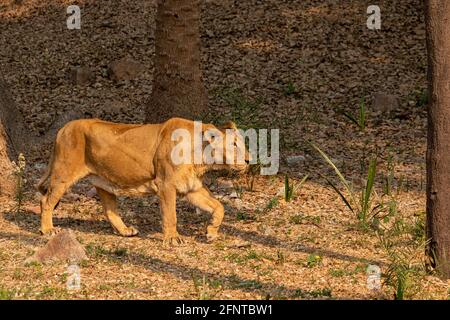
[186,187,224,242]
[159,185,184,245]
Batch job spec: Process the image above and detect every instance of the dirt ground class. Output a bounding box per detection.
[0,0,449,299]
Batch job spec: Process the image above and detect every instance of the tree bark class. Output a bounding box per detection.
[145,0,207,123]
[0,122,17,196]
[0,75,27,197]
[424,0,450,278]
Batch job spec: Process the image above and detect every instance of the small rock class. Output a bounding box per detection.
[225,240,251,248]
[217,179,234,190]
[85,187,97,198]
[24,204,40,214]
[64,192,80,201]
[107,57,142,81]
[286,155,306,166]
[33,163,47,171]
[233,198,243,210]
[25,230,87,264]
[372,92,399,113]
[69,67,94,85]
[229,191,240,199]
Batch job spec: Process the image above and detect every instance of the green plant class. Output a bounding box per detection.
[292,287,332,299]
[232,181,244,199]
[13,269,25,280]
[246,250,261,260]
[37,286,68,299]
[0,287,15,300]
[359,158,377,223]
[381,238,426,300]
[265,197,279,211]
[192,275,210,300]
[377,212,428,300]
[225,250,263,265]
[284,81,296,96]
[112,247,128,257]
[328,264,366,277]
[311,143,380,227]
[290,214,321,226]
[384,150,395,196]
[328,269,346,277]
[410,212,426,242]
[86,244,107,257]
[284,174,308,202]
[342,97,366,131]
[412,88,429,107]
[290,215,303,225]
[12,153,26,213]
[192,274,222,300]
[236,211,252,221]
[275,250,286,265]
[284,174,294,201]
[305,253,322,268]
[217,88,263,129]
[227,274,263,290]
[86,243,129,260]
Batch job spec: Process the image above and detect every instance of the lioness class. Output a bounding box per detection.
[36,117,249,244]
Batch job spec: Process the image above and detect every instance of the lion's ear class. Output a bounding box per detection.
[221,121,237,131]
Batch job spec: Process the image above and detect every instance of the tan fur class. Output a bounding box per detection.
[36,117,248,244]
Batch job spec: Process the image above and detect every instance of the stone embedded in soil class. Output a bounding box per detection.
[70,66,94,85]
[225,240,251,248]
[217,179,234,190]
[372,92,399,113]
[33,163,46,171]
[63,192,80,201]
[25,230,87,264]
[85,187,97,198]
[107,57,142,81]
[229,191,240,198]
[286,155,306,166]
[24,204,40,214]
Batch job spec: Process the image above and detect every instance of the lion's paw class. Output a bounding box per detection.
[120,226,139,237]
[40,226,61,237]
[206,233,219,243]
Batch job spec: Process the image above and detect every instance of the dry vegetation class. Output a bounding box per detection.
[0,0,449,299]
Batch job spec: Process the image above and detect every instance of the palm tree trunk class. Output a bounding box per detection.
[424,0,450,278]
[146,0,207,123]
[0,75,27,197]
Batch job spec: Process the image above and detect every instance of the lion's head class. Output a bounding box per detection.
[170,120,251,174]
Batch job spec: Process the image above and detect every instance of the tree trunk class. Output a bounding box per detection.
[0,75,27,197]
[145,0,207,123]
[424,0,450,278]
[0,122,17,197]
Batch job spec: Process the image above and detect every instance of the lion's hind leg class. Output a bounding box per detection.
[96,187,138,237]
[185,187,224,242]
